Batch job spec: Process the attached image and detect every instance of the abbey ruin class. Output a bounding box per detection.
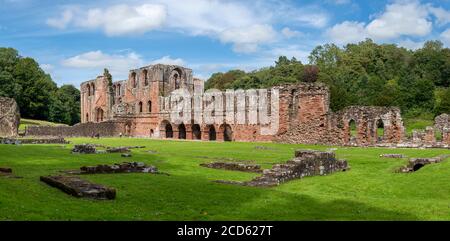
[22,64,450,147]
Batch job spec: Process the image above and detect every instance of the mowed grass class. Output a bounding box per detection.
[0,138,449,221]
[19,118,67,131]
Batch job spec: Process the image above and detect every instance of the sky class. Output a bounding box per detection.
[1,0,450,88]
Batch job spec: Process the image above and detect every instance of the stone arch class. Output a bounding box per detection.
[150,129,154,137]
[170,68,183,90]
[117,84,121,96]
[91,83,95,96]
[131,72,137,88]
[124,123,132,136]
[208,125,216,141]
[413,163,424,171]
[86,113,89,122]
[220,124,233,142]
[347,119,357,144]
[138,101,143,113]
[375,119,385,143]
[192,124,201,140]
[96,108,104,122]
[160,120,173,138]
[87,84,91,96]
[178,123,187,139]
[143,69,149,86]
[148,101,152,113]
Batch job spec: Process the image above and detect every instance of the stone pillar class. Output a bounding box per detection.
[424,126,435,144]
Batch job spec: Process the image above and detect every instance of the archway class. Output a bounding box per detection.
[96,108,104,122]
[348,119,357,143]
[192,124,201,140]
[165,123,173,138]
[131,72,137,88]
[150,129,154,137]
[138,102,143,113]
[143,69,148,86]
[178,124,186,139]
[221,124,233,142]
[413,163,424,171]
[125,123,131,136]
[376,119,385,143]
[86,113,89,122]
[208,125,216,141]
[148,101,152,113]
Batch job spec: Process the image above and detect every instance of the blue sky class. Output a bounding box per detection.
[1,0,450,88]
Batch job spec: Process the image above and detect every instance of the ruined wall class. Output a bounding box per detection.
[0,97,20,137]
[435,114,449,132]
[25,121,124,137]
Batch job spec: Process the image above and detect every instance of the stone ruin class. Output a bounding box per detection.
[0,167,12,173]
[434,114,449,132]
[217,150,349,187]
[200,162,263,173]
[380,154,406,158]
[397,155,449,173]
[72,144,97,154]
[1,137,69,145]
[71,144,146,154]
[0,97,20,137]
[40,175,116,200]
[78,162,159,174]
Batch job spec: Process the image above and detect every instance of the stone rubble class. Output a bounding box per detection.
[397,155,449,173]
[40,175,116,200]
[380,154,406,158]
[71,144,97,154]
[79,162,159,174]
[217,150,349,187]
[200,162,263,173]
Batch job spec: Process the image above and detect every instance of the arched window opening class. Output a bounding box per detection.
[86,113,89,122]
[131,72,137,88]
[117,84,121,96]
[223,124,233,142]
[349,119,357,143]
[87,84,91,96]
[143,70,149,86]
[148,101,152,113]
[192,124,201,140]
[138,102,143,113]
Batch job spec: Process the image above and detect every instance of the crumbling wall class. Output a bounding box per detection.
[25,121,124,137]
[434,114,449,132]
[0,97,20,137]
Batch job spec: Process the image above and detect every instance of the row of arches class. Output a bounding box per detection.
[130,69,150,89]
[161,121,233,141]
[137,101,152,113]
[86,83,95,96]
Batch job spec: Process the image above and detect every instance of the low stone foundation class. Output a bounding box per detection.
[40,175,116,200]
[397,155,448,173]
[1,137,69,144]
[200,162,262,173]
[79,162,159,174]
[217,150,349,187]
[72,144,97,154]
[380,154,406,158]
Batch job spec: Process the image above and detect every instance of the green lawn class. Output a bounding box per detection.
[0,138,449,221]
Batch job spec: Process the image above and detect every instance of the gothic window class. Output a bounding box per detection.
[143,70,149,86]
[131,72,137,88]
[148,101,152,113]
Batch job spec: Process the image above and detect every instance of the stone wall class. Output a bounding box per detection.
[434,114,449,132]
[25,121,124,137]
[0,97,20,137]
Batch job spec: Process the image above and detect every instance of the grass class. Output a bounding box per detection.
[19,118,67,131]
[0,138,449,221]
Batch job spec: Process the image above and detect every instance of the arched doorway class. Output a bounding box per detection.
[150,129,154,137]
[96,108,104,122]
[208,125,216,141]
[86,113,89,122]
[178,124,186,139]
[221,124,233,141]
[165,123,173,138]
[375,119,384,143]
[192,124,201,140]
[348,119,357,144]
[125,123,131,136]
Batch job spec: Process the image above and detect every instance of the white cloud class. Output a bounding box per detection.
[219,24,277,53]
[47,4,167,36]
[429,6,450,26]
[61,50,143,76]
[281,27,303,39]
[330,0,351,5]
[150,56,185,66]
[46,9,74,29]
[366,1,431,40]
[440,28,450,46]
[327,1,433,45]
[266,45,310,63]
[326,21,368,45]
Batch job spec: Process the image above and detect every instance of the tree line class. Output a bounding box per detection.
[0,48,80,125]
[206,39,450,118]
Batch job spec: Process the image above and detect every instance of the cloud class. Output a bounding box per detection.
[46,1,329,53]
[150,56,185,66]
[398,39,425,50]
[327,1,433,45]
[281,27,303,39]
[429,6,450,26]
[219,24,277,53]
[440,28,450,46]
[366,1,431,40]
[47,4,167,36]
[326,21,367,45]
[61,50,143,76]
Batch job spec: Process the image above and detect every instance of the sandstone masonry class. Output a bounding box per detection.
[0,97,20,137]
